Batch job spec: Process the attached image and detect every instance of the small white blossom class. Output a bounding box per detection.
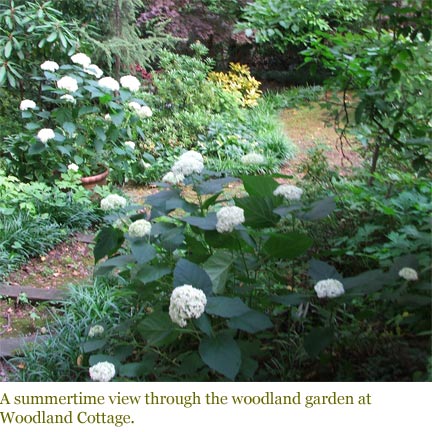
[125,141,136,150]
[104,113,111,121]
[128,101,141,111]
[67,163,79,172]
[98,76,120,92]
[241,152,266,165]
[89,361,115,382]
[171,151,204,176]
[84,64,103,78]
[20,99,36,111]
[88,324,104,338]
[40,60,59,72]
[120,75,140,92]
[37,128,55,144]
[162,171,184,184]
[216,205,245,233]
[398,267,418,281]
[273,184,303,200]
[71,52,91,67]
[137,105,152,118]
[169,284,207,327]
[128,219,152,237]
[60,94,76,103]
[314,279,345,299]
[57,76,78,93]
[100,194,127,211]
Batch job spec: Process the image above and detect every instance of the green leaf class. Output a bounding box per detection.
[202,192,222,210]
[242,175,278,197]
[129,239,156,264]
[94,227,124,262]
[299,196,336,221]
[194,313,212,336]
[263,232,313,259]
[135,264,171,284]
[343,269,387,295]
[4,40,12,59]
[183,213,217,230]
[81,339,107,354]
[199,333,241,380]
[271,293,309,306]
[139,312,178,346]
[110,112,125,127]
[308,259,343,283]
[89,355,119,369]
[235,195,281,228]
[197,177,238,194]
[173,259,213,296]
[46,31,57,42]
[160,227,185,251]
[119,355,158,378]
[203,250,233,294]
[62,121,76,136]
[94,255,135,276]
[28,141,46,155]
[228,310,273,334]
[304,327,334,357]
[206,297,250,318]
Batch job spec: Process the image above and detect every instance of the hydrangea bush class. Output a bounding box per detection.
[3,53,152,183]
[86,151,420,381]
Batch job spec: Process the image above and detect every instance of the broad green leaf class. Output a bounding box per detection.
[129,239,156,264]
[206,297,250,318]
[160,227,185,251]
[94,254,135,276]
[135,264,171,284]
[94,227,124,262]
[263,232,312,259]
[242,175,278,197]
[235,195,281,228]
[203,250,233,294]
[194,313,212,336]
[228,310,273,334]
[299,196,336,221]
[139,312,178,346]
[308,259,343,283]
[119,355,158,378]
[183,213,217,230]
[81,339,107,354]
[197,177,238,194]
[271,293,309,306]
[173,259,213,296]
[199,333,241,380]
[28,141,46,155]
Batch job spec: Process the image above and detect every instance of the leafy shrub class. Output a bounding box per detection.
[208,62,262,107]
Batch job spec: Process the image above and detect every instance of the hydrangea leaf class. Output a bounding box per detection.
[203,250,234,294]
[228,310,273,334]
[263,232,313,259]
[242,175,279,197]
[173,259,213,296]
[206,296,250,318]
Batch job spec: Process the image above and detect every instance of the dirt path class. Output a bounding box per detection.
[279,103,361,176]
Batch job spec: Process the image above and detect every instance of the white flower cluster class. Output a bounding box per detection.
[127,101,152,118]
[314,279,345,299]
[84,64,103,78]
[241,152,266,165]
[71,53,91,67]
[120,75,140,92]
[171,150,204,177]
[37,128,55,143]
[100,194,127,211]
[57,76,78,93]
[273,184,303,201]
[169,284,207,327]
[60,94,76,103]
[89,361,115,382]
[216,205,245,233]
[98,76,120,92]
[162,171,184,185]
[125,141,136,150]
[128,219,152,237]
[88,324,104,338]
[41,60,59,72]
[398,267,418,281]
[20,99,36,111]
[67,163,79,172]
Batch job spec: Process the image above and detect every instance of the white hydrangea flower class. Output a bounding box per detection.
[57,76,78,92]
[162,171,184,184]
[40,60,59,72]
[67,163,79,172]
[216,206,245,233]
[37,128,55,143]
[128,101,141,111]
[71,52,91,67]
[20,99,36,111]
[128,219,152,237]
[171,151,204,176]
[241,152,266,165]
[88,324,104,338]
[120,75,140,92]
[104,113,111,121]
[314,279,345,299]
[398,267,418,281]
[60,94,76,103]
[137,105,152,118]
[89,361,115,382]
[273,184,303,200]
[84,64,103,78]
[100,194,127,211]
[169,285,207,327]
[125,141,136,150]
[98,76,120,92]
